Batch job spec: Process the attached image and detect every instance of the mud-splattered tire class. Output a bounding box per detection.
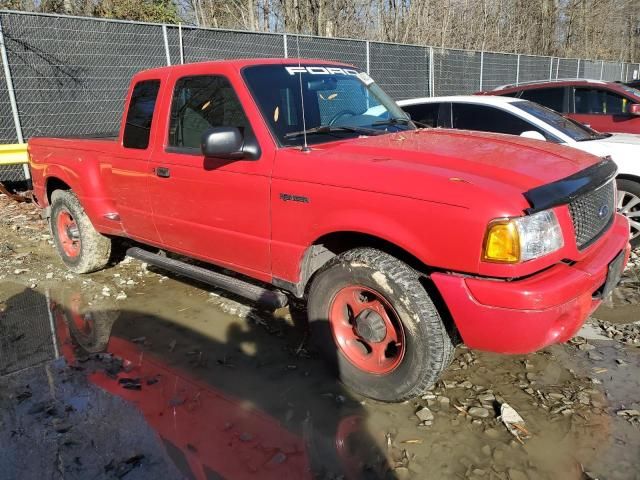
[307,248,454,402]
[50,190,111,274]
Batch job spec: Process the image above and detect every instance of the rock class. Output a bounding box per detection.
[577,391,590,405]
[481,444,492,456]
[45,272,53,279]
[616,409,640,417]
[468,406,490,418]
[394,466,410,479]
[115,292,127,300]
[459,380,473,389]
[438,396,450,408]
[508,469,528,480]
[578,343,595,351]
[588,351,604,361]
[415,406,434,423]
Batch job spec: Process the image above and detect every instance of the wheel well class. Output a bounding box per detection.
[46,177,71,204]
[297,231,430,296]
[616,173,640,185]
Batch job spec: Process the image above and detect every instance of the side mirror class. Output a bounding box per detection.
[520,130,547,141]
[200,127,260,160]
[629,104,640,116]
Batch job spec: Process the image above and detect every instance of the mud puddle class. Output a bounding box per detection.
[1,193,639,479]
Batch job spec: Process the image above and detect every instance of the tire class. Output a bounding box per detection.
[617,178,640,249]
[307,247,454,402]
[50,189,111,273]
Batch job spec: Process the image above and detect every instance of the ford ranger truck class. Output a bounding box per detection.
[28,59,630,402]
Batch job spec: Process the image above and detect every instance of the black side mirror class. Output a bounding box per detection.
[200,127,260,160]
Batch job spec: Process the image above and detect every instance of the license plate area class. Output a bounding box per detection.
[594,250,625,300]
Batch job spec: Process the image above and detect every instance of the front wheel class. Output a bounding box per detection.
[307,248,454,402]
[617,178,640,248]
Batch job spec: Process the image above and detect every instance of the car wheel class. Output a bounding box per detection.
[50,189,112,273]
[616,179,640,248]
[307,247,454,402]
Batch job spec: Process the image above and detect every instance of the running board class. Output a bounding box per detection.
[126,247,288,309]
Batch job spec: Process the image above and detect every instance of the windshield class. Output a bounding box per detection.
[512,100,608,142]
[242,64,414,147]
[620,84,640,98]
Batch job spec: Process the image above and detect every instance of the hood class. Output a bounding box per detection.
[312,128,603,193]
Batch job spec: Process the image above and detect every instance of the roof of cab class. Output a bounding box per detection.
[134,58,355,76]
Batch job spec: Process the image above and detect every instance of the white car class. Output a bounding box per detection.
[393,95,640,245]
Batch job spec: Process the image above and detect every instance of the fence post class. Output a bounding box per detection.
[283,34,288,58]
[576,59,580,78]
[0,16,28,179]
[162,24,171,66]
[178,23,184,64]
[365,41,370,74]
[429,47,434,97]
[549,57,553,79]
[600,60,604,80]
[515,54,520,85]
[479,50,484,91]
[621,63,624,81]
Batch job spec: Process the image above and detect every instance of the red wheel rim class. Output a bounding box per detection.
[329,285,405,374]
[56,209,81,258]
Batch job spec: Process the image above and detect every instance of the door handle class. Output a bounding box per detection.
[155,166,170,178]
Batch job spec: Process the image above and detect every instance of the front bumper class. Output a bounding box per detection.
[431,214,630,354]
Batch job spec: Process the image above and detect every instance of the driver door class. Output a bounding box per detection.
[148,73,272,278]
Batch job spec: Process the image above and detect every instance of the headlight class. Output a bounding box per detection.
[483,210,563,263]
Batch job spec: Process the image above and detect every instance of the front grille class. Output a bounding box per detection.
[568,180,615,249]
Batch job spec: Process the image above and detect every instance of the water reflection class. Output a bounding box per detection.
[49,287,391,480]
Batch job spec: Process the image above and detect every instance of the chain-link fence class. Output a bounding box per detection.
[0,9,638,182]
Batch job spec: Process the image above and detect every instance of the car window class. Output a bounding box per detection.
[452,103,546,137]
[123,80,160,149]
[401,103,439,127]
[512,101,602,142]
[168,75,250,150]
[574,87,632,115]
[517,87,565,112]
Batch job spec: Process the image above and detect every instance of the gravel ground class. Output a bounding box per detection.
[0,193,639,480]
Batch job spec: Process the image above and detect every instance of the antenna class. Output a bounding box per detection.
[295,35,310,152]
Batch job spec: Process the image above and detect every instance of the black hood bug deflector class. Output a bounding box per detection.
[523,158,617,214]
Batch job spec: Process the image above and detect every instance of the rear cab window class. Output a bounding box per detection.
[123,80,161,149]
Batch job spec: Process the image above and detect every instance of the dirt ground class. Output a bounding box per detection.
[0,193,639,480]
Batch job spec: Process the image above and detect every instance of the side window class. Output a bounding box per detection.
[518,87,565,112]
[123,80,160,149]
[168,75,250,150]
[574,88,630,115]
[452,103,545,137]
[402,103,439,127]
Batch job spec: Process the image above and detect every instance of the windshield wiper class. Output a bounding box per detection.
[284,125,382,139]
[373,117,428,128]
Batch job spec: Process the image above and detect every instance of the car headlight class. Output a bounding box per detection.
[483,210,563,263]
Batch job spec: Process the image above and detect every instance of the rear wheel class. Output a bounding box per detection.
[50,190,111,273]
[307,248,454,402]
[616,178,640,248]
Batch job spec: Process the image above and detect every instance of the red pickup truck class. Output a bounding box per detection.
[29,59,630,402]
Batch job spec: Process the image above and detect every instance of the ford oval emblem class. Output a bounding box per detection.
[598,204,609,219]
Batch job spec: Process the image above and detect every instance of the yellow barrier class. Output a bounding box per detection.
[0,143,28,166]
